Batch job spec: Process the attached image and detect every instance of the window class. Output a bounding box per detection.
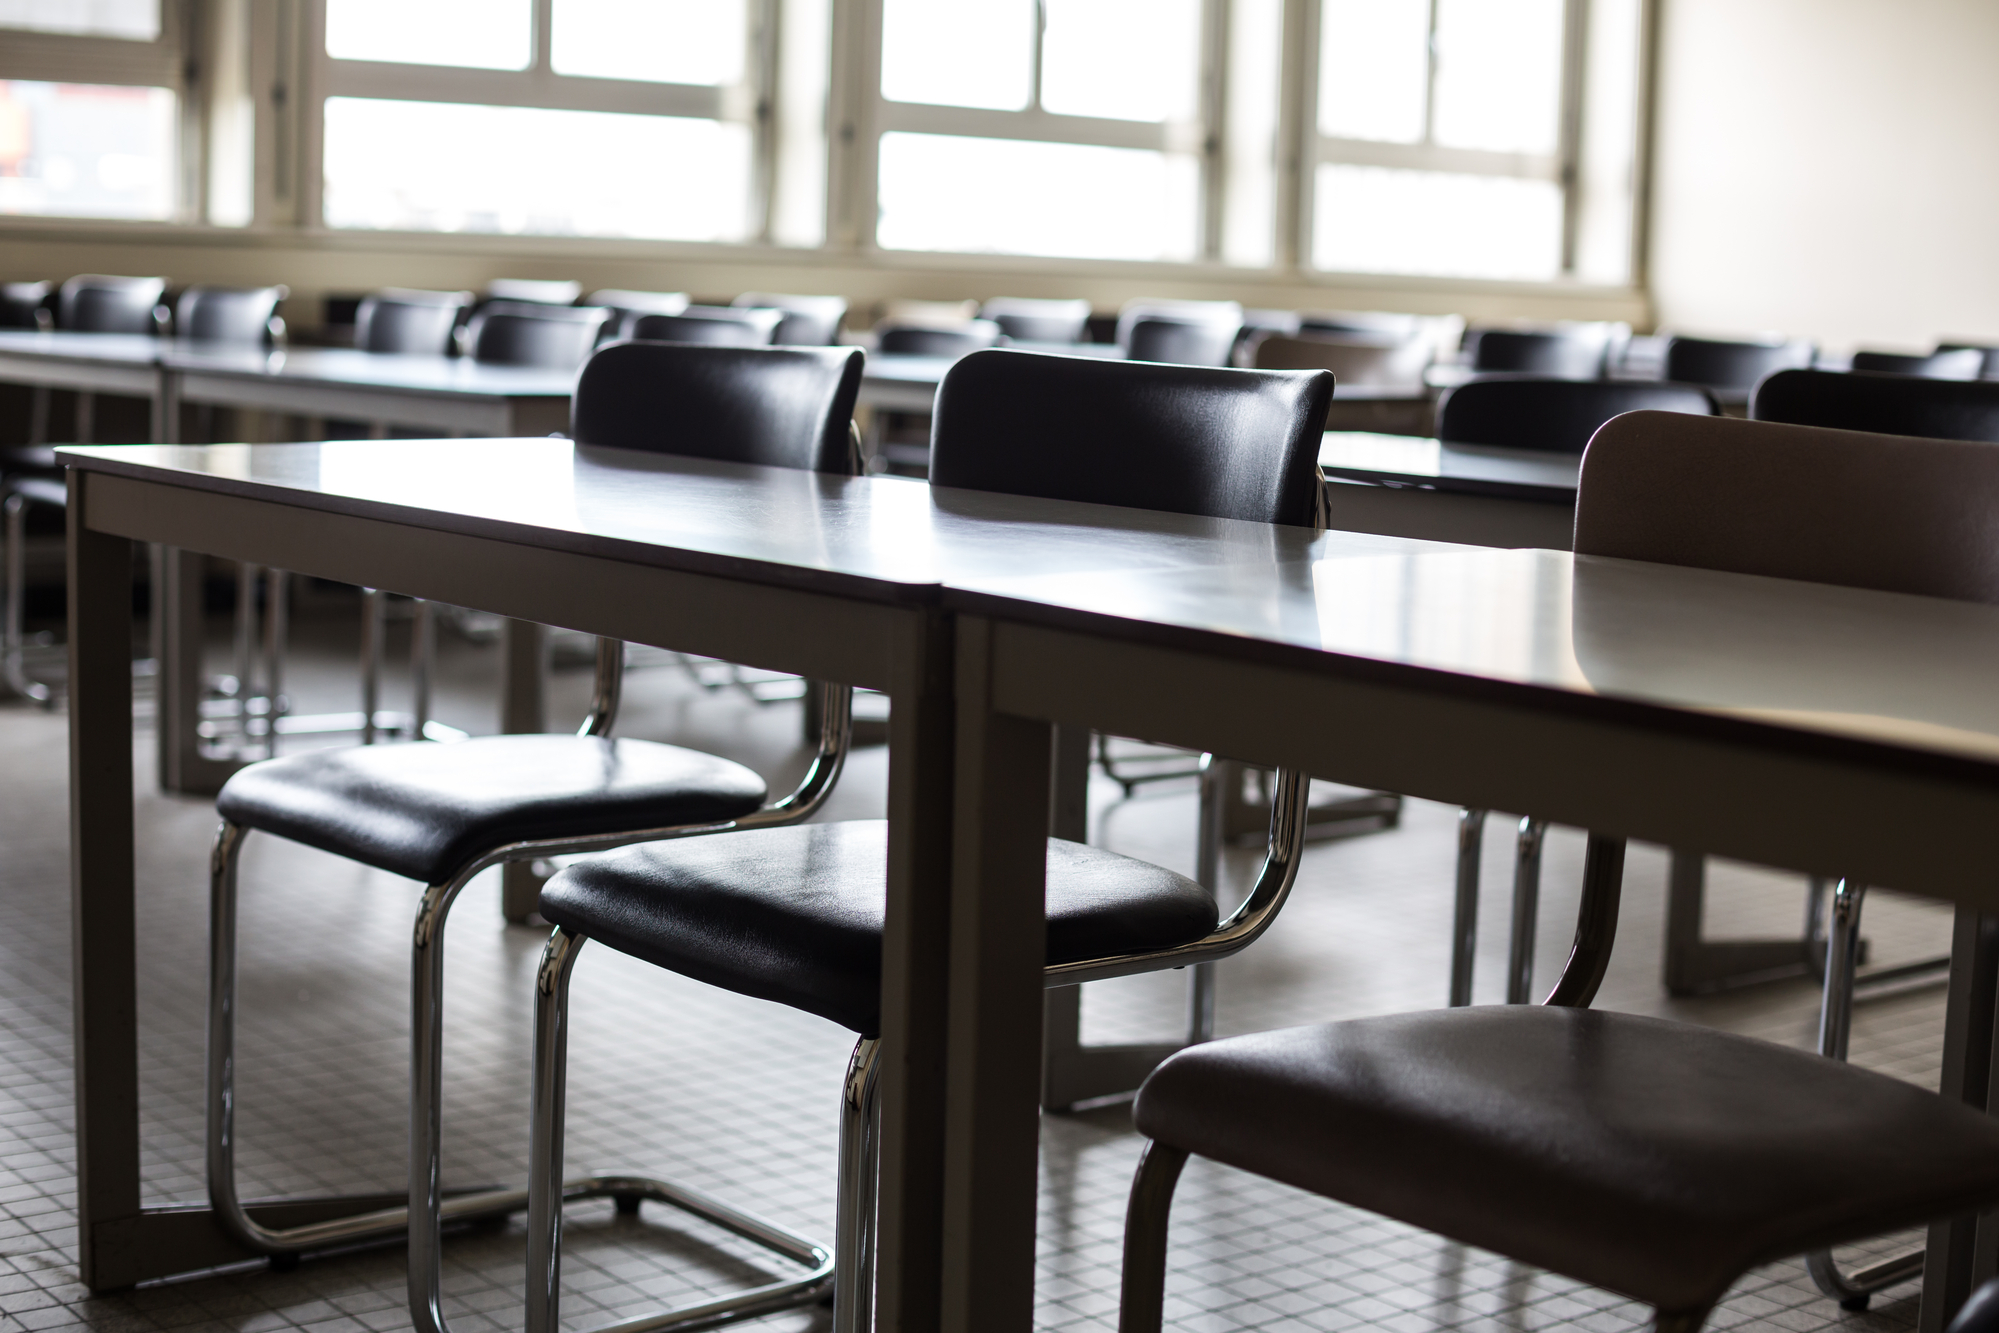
[0,0,186,221]
[316,0,765,242]
[872,0,1252,264]
[1309,0,1643,283]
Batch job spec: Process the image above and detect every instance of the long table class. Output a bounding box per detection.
[1319,430,1579,549]
[57,437,1999,1333]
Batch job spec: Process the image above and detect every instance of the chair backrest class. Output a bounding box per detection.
[1849,348,1985,381]
[1115,299,1242,352]
[930,348,1331,527]
[1300,309,1423,340]
[734,292,848,345]
[1439,377,1718,455]
[486,278,582,305]
[1937,343,1999,380]
[980,297,1091,344]
[1750,368,1999,442]
[1575,410,1999,604]
[876,320,1002,358]
[572,342,864,474]
[1467,326,1611,378]
[354,288,471,355]
[0,281,50,329]
[1251,332,1432,388]
[1125,317,1240,367]
[1662,335,1814,390]
[625,306,782,346]
[586,290,689,318]
[465,301,612,367]
[59,274,167,334]
[175,285,287,345]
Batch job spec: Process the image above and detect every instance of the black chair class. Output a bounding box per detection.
[980,297,1091,343]
[1120,413,1999,1333]
[623,305,783,346]
[585,288,689,319]
[1662,334,1813,391]
[1124,317,1240,367]
[175,285,287,345]
[1438,377,1718,454]
[874,319,1002,357]
[0,281,50,329]
[1751,368,1999,441]
[1937,343,1999,380]
[464,300,612,367]
[58,273,168,335]
[1850,348,1984,380]
[1467,326,1613,378]
[523,348,1335,1333]
[354,289,471,355]
[735,292,848,346]
[201,345,864,1306]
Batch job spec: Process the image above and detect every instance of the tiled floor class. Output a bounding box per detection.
[0,604,1958,1333]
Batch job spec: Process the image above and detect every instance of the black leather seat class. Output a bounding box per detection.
[1128,1007,1999,1325]
[59,273,167,334]
[734,292,848,346]
[1124,316,1238,367]
[464,300,611,367]
[0,281,49,329]
[1468,326,1610,378]
[176,285,287,344]
[525,344,1334,1333]
[542,821,1216,1036]
[220,735,768,886]
[354,288,470,355]
[1438,376,1718,454]
[203,341,863,1282]
[1661,335,1813,391]
[623,306,782,346]
[1751,368,1999,441]
[875,319,1001,357]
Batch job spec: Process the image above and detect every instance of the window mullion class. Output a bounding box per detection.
[1422,0,1439,146]
[1556,0,1591,274]
[1030,0,1046,112]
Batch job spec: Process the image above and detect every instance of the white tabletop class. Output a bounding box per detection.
[163,344,577,398]
[0,329,166,366]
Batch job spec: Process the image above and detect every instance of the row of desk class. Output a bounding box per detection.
[55,436,1999,1333]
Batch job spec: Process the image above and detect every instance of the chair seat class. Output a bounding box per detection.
[6,474,66,507]
[538,820,1219,1037]
[217,734,769,885]
[1134,1006,1999,1316]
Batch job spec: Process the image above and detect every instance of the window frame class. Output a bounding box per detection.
[1300,0,1622,282]
[0,0,199,224]
[301,0,784,242]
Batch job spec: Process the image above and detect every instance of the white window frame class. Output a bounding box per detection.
[300,0,785,241]
[1300,0,1610,279]
[0,0,200,224]
[850,0,1237,264]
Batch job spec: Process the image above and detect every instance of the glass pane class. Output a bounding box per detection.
[1573,0,1641,284]
[1317,0,1427,143]
[0,80,176,220]
[1221,0,1283,267]
[323,98,753,241]
[553,0,747,86]
[1041,0,1200,123]
[325,0,531,70]
[877,131,1197,261]
[1432,0,1564,154]
[880,0,1033,111]
[0,0,157,39]
[1314,163,1562,280]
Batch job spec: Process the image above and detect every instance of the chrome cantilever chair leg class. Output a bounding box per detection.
[1117,1140,1192,1333]
[2,491,53,707]
[1805,878,1926,1309]
[360,588,386,744]
[521,926,849,1333]
[1448,809,1486,1005]
[1506,818,1548,1004]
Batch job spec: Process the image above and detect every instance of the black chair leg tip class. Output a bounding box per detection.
[613,1193,643,1216]
[1840,1296,1871,1312]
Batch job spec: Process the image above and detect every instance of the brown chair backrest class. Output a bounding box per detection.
[1251,333,1432,388]
[1574,411,1999,605]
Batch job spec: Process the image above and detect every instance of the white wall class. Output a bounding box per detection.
[1650,0,1999,352]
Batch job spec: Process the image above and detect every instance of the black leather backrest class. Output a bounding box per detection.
[1125,317,1239,367]
[1662,336,1812,390]
[1751,369,1999,443]
[59,275,165,334]
[625,308,781,346]
[176,286,286,344]
[1938,343,1999,380]
[929,348,1331,527]
[355,291,469,355]
[572,342,863,473]
[1438,377,1718,455]
[466,301,611,367]
[1849,348,1986,380]
[734,293,848,346]
[0,282,49,329]
[1576,411,1999,604]
[876,322,1001,357]
[1470,329,1604,378]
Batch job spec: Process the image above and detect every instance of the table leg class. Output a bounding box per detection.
[155,548,241,796]
[939,615,1052,1333]
[1921,908,1999,1333]
[876,608,959,1333]
[68,483,140,1290]
[500,619,549,922]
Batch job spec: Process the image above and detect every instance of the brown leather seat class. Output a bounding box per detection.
[1133,1007,1999,1318]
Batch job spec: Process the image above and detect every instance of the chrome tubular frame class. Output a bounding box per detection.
[1044,767,1312,988]
[1448,808,1486,1005]
[1507,817,1548,1004]
[523,925,860,1333]
[1116,1141,1191,1333]
[578,636,625,738]
[207,686,854,1271]
[1541,834,1624,1009]
[2,490,52,705]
